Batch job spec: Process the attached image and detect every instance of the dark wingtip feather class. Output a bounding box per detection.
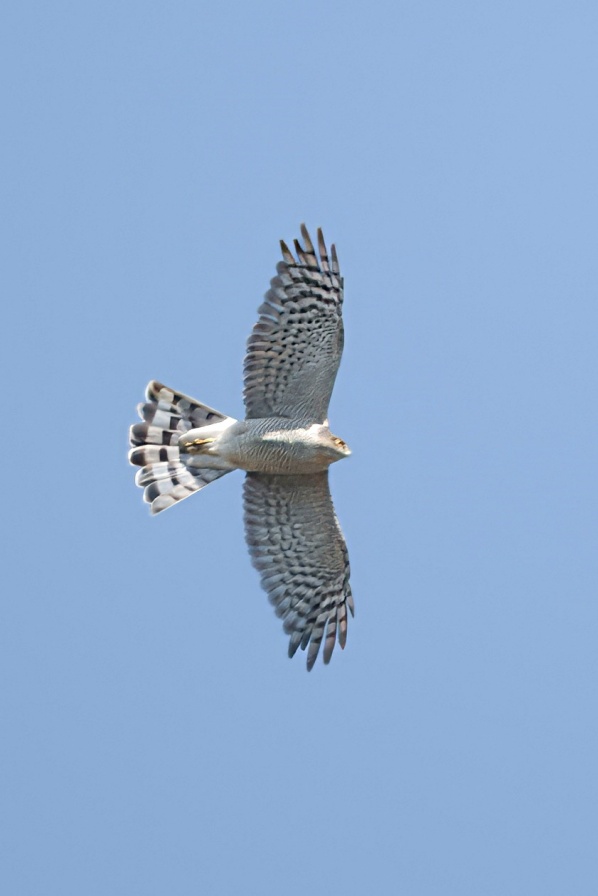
[317,227,329,271]
[293,238,308,264]
[331,243,340,273]
[338,603,348,649]
[288,631,302,659]
[300,223,315,254]
[322,612,337,665]
[306,629,323,671]
[280,239,295,264]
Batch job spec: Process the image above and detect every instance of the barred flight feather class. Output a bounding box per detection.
[243,471,353,671]
[243,225,344,423]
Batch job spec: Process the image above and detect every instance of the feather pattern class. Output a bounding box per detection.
[243,471,353,670]
[128,227,354,670]
[243,225,344,423]
[128,381,231,513]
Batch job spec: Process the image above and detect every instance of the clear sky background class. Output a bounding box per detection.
[2,2,597,893]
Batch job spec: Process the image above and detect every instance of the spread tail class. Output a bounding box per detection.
[128,381,234,514]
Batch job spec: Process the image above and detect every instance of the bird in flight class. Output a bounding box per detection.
[128,225,353,670]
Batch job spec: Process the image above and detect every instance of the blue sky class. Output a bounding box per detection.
[2,1,597,893]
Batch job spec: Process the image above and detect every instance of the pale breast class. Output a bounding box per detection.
[230,422,331,475]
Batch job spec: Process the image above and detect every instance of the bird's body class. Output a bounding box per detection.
[129,225,353,670]
[181,417,350,476]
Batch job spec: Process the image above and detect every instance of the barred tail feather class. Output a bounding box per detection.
[128,381,234,514]
[140,380,231,430]
[135,459,228,515]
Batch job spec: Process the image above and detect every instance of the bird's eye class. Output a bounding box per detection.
[333,438,346,448]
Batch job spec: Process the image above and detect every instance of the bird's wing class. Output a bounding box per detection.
[243,471,353,670]
[243,224,344,423]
